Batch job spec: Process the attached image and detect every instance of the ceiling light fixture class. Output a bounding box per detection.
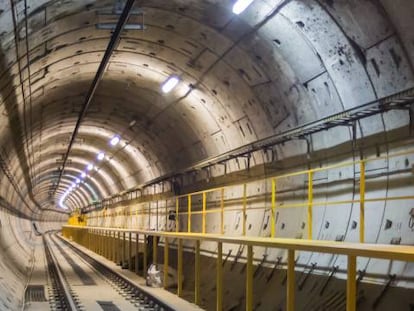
[81,172,86,178]
[76,178,80,184]
[97,152,105,161]
[87,163,94,171]
[232,0,254,14]
[161,75,179,93]
[110,135,120,146]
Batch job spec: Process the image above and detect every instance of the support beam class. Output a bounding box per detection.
[287,249,295,311]
[359,161,365,243]
[216,242,223,311]
[195,240,201,305]
[246,245,253,311]
[347,255,357,311]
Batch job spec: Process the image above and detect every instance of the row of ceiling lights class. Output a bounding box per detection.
[58,1,253,209]
[58,134,121,209]
[58,74,180,209]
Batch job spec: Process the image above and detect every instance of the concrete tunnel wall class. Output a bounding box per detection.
[0,207,65,310]
[0,0,414,310]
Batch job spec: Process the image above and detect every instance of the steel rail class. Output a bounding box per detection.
[43,233,79,310]
[54,0,136,194]
[56,233,175,311]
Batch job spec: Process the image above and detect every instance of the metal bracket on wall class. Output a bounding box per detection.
[230,245,245,271]
[266,256,282,283]
[356,269,366,289]
[319,265,339,296]
[222,249,232,267]
[372,274,396,309]
[253,253,268,278]
[298,262,317,291]
[216,161,227,175]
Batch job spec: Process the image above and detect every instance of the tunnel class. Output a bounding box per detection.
[0,0,414,310]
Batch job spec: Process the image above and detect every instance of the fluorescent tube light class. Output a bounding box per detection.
[97,152,105,161]
[110,135,120,146]
[232,0,254,14]
[161,75,179,93]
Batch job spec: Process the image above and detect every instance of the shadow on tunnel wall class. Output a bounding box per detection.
[0,47,41,217]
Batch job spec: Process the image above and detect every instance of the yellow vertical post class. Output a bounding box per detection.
[143,235,148,277]
[177,239,183,297]
[109,231,112,261]
[287,249,295,311]
[221,188,225,234]
[88,228,91,250]
[243,183,247,236]
[359,161,365,243]
[135,233,139,274]
[307,171,313,240]
[107,231,110,259]
[195,240,201,305]
[112,231,116,262]
[271,178,277,238]
[202,192,206,234]
[100,230,103,256]
[93,230,96,253]
[188,194,192,233]
[216,242,223,311]
[89,229,92,251]
[128,232,132,271]
[97,230,100,255]
[91,230,95,252]
[122,232,126,266]
[165,200,168,232]
[117,231,121,264]
[176,197,179,233]
[107,231,111,259]
[108,230,111,261]
[90,229,93,251]
[96,230,99,254]
[246,245,253,311]
[148,203,151,231]
[103,230,107,258]
[346,255,356,311]
[101,231,104,255]
[164,238,169,288]
[112,231,115,262]
[153,236,158,265]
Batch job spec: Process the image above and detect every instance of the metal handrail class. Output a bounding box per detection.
[84,148,414,243]
[62,225,414,311]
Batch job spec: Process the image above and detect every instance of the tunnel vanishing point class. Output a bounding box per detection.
[0,0,414,310]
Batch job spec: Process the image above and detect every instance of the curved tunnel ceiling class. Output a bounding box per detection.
[0,0,413,217]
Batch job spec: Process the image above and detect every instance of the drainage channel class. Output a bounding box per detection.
[47,232,174,311]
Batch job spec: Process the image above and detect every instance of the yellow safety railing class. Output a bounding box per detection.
[83,149,414,243]
[67,211,87,226]
[62,225,414,311]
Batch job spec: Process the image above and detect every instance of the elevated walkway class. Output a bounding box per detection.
[63,225,414,311]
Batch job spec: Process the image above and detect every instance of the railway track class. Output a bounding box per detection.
[43,232,174,311]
